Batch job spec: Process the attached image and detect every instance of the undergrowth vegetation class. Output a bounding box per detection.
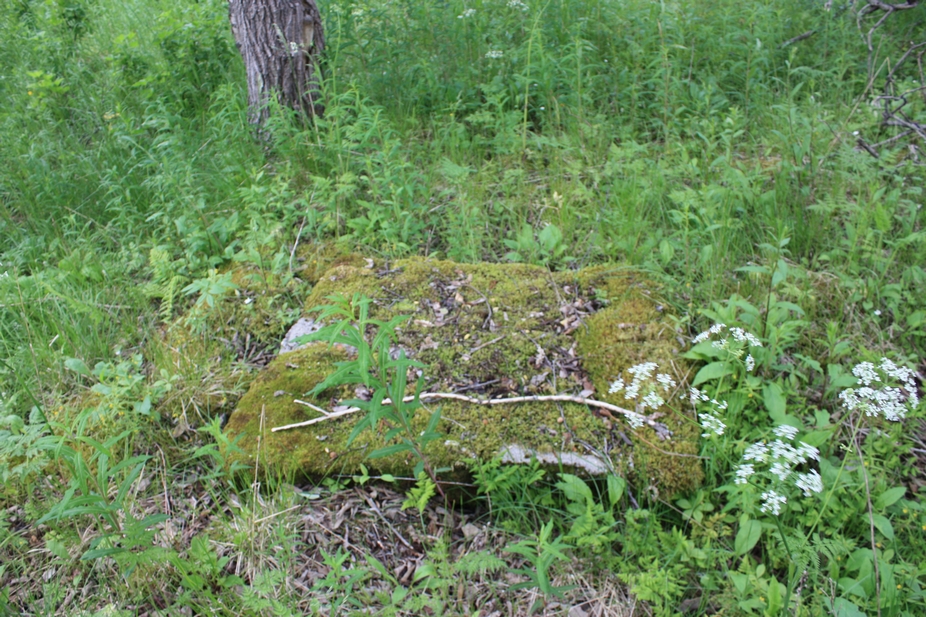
[1,0,925,614]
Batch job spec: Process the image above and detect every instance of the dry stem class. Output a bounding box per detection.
[273,391,670,437]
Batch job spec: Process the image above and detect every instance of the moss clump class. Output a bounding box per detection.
[226,257,703,496]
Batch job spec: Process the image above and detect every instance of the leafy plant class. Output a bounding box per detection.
[297,293,446,497]
[505,520,575,600]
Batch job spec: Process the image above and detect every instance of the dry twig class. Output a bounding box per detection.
[275,391,670,437]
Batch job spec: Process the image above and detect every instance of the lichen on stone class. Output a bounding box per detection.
[225,256,703,497]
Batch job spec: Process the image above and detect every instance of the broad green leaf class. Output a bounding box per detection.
[606,475,625,508]
[801,429,833,447]
[831,597,867,617]
[681,340,724,360]
[734,519,762,555]
[538,224,562,251]
[762,382,786,418]
[392,586,409,604]
[556,473,592,503]
[692,362,733,386]
[64,358,91,376]
[771,258,788,288]
[838,577,870,599]
[875,487,906,511]
[794,353,822,374]
[134,396,152,416]
[729,572,748,594]
[765,577,784,616]
[871,514,894,541]
[827,364,858,389]
[906,310,925,328]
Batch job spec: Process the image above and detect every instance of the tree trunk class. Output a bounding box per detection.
[228,0,325,126]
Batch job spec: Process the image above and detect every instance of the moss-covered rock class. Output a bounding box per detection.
[225,257,702,497]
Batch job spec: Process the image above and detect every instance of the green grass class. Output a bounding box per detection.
[1,0,925,614]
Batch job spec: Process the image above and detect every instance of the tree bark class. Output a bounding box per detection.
[228,0,325,126]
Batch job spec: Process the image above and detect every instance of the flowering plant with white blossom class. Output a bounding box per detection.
[733,425,823,516]
[691,322,763,373]
[690,387,727,438]
[608,362,677,429]
[838,358,919,422]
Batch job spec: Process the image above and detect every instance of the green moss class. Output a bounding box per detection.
[226,257,703,496]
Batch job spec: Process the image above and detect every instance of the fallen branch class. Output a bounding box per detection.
[779,30,816,49]
[274,392,670,438]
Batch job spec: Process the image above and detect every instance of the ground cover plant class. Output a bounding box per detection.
[1,0,925,614]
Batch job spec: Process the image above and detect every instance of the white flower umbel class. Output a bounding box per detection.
[608,376,625,395]
[770,461,792,482]
[760,490,787,516]
[692,387,728,439]
[735,464,754,484]
[656,373,677,391]
[699,412,726,438]
[691,322,763,372]
[735,425,824,515]
[458,8,476,18]
[838,358,919,422]
[485,50,504,59]
[507,0,529,11]
[692,323,726,344]
[795,470,823,497]
[609,362,679,427]
[743,442,769,462]
[773,425,800,441]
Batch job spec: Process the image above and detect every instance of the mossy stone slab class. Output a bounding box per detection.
[225,257,702,497]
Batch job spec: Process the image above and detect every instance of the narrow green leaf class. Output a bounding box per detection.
[81,547,126,560]
[369,443,411,459]
[735,264,770,275]
[425,406,442,435]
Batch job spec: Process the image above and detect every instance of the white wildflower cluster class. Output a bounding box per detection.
[608,362,677,429]
[838,358,919,422]
[690,387,728,438]
[698,412,726,438]
[735,425,823,515]
[609,362,676,411]
[485,50,504,59]
[692,323,762,372]
[507,0,529,10]
[458,8,476,18]
[760,490,787,516]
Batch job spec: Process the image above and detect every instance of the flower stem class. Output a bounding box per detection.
[774,516,795,616]
[806,411,864,539]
